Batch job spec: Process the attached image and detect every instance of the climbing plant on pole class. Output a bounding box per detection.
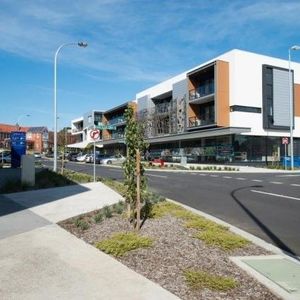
[123,106,148,231]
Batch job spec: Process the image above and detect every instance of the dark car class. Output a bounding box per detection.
[67,152,79,161]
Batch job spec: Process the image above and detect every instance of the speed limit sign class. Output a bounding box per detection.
[90,129,100,140]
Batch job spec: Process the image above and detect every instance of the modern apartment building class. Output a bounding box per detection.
[135,49,300,164]
[70,110,104,147]
[70,102,136,152]
[70,49,300,165]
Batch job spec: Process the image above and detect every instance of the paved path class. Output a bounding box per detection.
[0,183,179,300]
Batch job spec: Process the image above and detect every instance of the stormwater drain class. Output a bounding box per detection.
[231,255,300,300]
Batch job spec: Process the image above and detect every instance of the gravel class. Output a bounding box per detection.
[59,213,280,300]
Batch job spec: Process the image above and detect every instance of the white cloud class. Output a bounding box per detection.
[0,0,300,84]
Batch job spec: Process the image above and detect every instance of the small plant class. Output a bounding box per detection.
[75,218,90,230]
[213,166,217,170]
[194,228,249,250]
[224,166,228,171]
[113,201,125,214]
[185,217,228,231]
[102,205,113,218]
[183,269,237,291]
[96,232,153,257]
[94,213,103,223]
[197,166,202,170]
[190,166,195,170]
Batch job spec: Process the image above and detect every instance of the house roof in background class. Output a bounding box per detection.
[0,123,29,132]
[27,126,48,133]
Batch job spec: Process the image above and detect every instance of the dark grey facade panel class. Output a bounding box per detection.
[262,64,293,130]
[230,105,261,113]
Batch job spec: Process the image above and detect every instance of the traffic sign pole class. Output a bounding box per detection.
[90,128,100,183]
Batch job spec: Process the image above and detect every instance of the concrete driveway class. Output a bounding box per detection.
[0,182,179,300]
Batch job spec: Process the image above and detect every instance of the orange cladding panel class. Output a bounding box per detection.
[216,60,230,127]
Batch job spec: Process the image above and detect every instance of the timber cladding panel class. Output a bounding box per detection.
[216,60,230,127]
[295,83,300,117]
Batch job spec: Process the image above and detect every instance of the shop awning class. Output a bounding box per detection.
[66,141,103,149]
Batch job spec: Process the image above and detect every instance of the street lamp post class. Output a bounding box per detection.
[288,45,300,171]
[16,114,30,131]
[53,41,88,172]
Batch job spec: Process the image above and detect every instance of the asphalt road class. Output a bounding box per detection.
[43,159,300,256]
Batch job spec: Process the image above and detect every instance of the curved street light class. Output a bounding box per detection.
[16,114,30,131]
[288,45,300,171]
[53,41,88,172]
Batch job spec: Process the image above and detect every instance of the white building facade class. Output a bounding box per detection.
[136,49,300,165]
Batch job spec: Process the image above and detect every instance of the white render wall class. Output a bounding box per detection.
[136,49,300,138]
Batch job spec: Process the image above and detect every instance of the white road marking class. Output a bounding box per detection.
[236,177,246,180]
[147,174,168,179]
[199,174,207,176]
[269,181,283,185]
[252,179,263,182]
[223,176,232,179]
[291,183,300,187]
[276,174,300,177]
[210,175,219,177]
[251,190,300,201]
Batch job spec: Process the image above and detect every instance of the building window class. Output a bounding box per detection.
[230,105,261,113]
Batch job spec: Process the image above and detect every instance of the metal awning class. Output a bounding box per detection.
[66,141,103,149]
[147,127,251,144]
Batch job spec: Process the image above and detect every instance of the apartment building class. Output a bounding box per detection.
[70,49,300,165]
[70,110,104,147]
[136,49,300,164]
[70,102,136,152]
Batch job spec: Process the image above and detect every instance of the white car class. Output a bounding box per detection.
[76,154,88,162]
[34,152,42,158]
[100,155,125,165]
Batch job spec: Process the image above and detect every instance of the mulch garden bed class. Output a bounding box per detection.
[59,203,279,300]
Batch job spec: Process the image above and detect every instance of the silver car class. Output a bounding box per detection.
[100,155,125,165]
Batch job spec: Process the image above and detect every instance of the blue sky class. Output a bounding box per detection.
[1,0,300,130]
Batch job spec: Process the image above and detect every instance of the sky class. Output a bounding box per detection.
[1,0,300,130]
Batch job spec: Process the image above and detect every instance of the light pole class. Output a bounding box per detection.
[53,41,88,172]
[288,45,300,171]
[16,114,30,130]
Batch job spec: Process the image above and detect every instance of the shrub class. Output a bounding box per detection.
[75,218,90,230]
[102,205,113,218]
[194,228,249,251]
[190,166,195,170]
[96,232,153,257]
[197,166,202,170]
[183,269,237,291]
[113,201,125,214]
[185,217,228,231]
[94,213,103,223]
[213,166,217,170]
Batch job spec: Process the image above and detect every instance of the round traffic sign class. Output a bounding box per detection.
[90,129,100,140]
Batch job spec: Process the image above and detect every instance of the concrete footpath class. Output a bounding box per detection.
[0,182,179,300]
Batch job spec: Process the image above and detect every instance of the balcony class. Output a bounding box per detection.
[189,81,214,103]
[154,103,170,114]
[72,128,83,134]
[188,116,215,128]
[107,116,125,126]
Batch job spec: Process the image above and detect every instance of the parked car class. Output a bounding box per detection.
[67,152,79,161]
[34,152,42,158]
[100,155,125,165]
[0,153,11,163]
[76,154,88,162]
[87,154,111,164]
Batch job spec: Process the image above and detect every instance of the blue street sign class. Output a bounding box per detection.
[10,131,26,168]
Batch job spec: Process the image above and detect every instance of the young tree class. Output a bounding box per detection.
[123,106,148,231]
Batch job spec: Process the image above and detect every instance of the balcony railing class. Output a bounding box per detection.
[188,116,214,128]
[107,116,125,126]
[189,82,214,101]
[154,103,170,114]
[72,128,83,133]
